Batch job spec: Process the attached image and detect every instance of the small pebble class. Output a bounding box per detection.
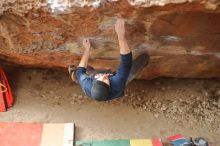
[154,113,159,118]
[212,102,218,106]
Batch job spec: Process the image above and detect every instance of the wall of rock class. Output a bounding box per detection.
[0,0,220,79]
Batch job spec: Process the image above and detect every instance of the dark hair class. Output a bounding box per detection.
[91,80,110,101]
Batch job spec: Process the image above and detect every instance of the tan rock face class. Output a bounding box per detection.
[0,0,220,79]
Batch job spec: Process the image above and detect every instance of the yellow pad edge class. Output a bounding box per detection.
[130,139,153,146]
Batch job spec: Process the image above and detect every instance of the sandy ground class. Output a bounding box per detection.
[0,67,220,145]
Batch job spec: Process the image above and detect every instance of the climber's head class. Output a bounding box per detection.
[91,73,110,101]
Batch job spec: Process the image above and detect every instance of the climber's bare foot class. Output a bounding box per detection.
[68,65,79,84]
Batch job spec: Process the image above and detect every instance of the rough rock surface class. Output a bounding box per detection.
[0,0,220,79]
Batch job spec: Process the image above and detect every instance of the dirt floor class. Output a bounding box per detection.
[0,67,220,145]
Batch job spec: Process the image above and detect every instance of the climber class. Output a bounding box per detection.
[68,18,149,101]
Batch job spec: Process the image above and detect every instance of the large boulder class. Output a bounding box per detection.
[0,0,220,79]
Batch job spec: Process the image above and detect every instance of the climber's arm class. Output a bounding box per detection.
[111,18,133,83]
[115,18,131,55]
[115,18,132,80]
[78,39,91,68]
[76,39,93,98]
